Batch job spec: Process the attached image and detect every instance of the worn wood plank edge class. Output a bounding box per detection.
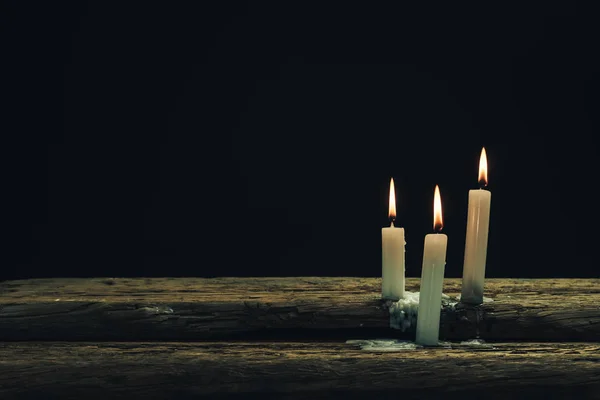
[1,277,599,341]
[0,341,599,399]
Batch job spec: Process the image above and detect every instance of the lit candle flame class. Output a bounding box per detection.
[478,147,488,187]
[388,178,396,222]
[433,185,443,232]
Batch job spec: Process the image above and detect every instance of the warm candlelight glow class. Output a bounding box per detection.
[478,147,488,187]
[388,178,396,221]
[433,185,443,232]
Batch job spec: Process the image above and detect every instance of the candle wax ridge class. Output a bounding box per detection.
[415,233,448,346]
[461,189,491,304]
[382,226,405,300]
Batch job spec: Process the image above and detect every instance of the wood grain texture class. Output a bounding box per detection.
[0,341,599,399]
[0,277,599,341]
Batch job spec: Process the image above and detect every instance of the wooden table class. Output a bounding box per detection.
[1,277,599,398]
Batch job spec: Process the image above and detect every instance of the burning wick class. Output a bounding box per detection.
[388,177,396,226]
[433,185,443,233]
[478,147,488,189]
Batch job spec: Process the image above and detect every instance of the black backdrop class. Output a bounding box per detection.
[3,1,598,280]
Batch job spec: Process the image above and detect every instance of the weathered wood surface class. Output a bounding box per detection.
[0,277,599,341]
[0,341,599,399]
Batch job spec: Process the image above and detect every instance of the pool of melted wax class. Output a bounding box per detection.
[458,338,495,348]
[346,338,494,351]
[346,339,421,351]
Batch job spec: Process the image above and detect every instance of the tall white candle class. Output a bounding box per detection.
[382,178,405,300]
[461,148,492,305]
[416,185,448,346]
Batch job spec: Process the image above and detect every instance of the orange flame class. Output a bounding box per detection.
[433,185,443,232]
[388,178,396,221]
[479,147,488,187]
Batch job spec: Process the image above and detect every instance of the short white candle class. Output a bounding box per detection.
[416,185,448,346]
[461,148,492,304]
[382,178,405,300]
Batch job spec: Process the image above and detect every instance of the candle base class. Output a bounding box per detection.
[460,295,484,305]
[460,286,484,305]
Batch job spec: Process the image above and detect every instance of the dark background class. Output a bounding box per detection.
[2,1,598,281]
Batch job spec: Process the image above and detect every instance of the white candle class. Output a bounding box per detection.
[416,185,448,346]
[382,178,405,300]
[461,148,492,305]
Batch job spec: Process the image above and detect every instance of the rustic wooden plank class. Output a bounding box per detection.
[0,341,599,399]
[0,278,599,341]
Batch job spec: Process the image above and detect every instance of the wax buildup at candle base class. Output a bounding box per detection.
[456,294,494,303]
[387,291,458,331]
